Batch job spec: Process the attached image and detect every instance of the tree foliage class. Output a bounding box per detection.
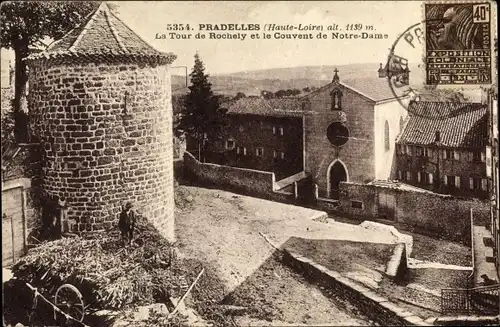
[0,1,100,142]
[260,90,275,99]
[234,92,246,100]
[178,53,227,160]
[274,88,301,98]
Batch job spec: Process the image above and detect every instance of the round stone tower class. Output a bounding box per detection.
[26,3,177,241]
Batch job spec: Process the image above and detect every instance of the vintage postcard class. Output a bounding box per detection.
[1,1,498,327]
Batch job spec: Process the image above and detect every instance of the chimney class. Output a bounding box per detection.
[378,63,386,78]
[435,130,441,143]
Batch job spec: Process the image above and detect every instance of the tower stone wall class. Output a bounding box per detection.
[28,58,175,240]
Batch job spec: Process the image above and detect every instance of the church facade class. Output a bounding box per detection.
[302,70,409,199]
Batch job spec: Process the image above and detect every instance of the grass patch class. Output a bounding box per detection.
[409,233,471,266]
[284,237,395,273]
[406,268,470,290]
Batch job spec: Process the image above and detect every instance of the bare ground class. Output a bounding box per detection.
[327,216,471,266]
[175,185,472,325]
[175,185,372,326]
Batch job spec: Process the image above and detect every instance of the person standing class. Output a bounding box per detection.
[118,202,136,245]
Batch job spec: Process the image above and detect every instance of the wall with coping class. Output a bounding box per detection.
[336,182,490,244]
[184,151,294,203]
[282,249,431,326]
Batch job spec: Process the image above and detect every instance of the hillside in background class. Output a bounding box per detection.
[171,62,424,97]
[222,63,379,80]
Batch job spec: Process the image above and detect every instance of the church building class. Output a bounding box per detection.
[302,69,409,199]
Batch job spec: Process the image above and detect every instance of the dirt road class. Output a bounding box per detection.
[175,186,383,326]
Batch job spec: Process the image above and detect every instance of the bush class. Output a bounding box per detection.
[1,110,16,153]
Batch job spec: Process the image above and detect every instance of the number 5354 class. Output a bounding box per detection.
[166,24,191,31]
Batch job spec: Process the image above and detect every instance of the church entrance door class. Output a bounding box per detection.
[328,161,347,200]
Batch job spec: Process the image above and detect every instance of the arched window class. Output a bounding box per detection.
[399,116,404,132]
[384,121,390,151]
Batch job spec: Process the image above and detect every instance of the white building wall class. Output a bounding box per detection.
[374,97,409,180]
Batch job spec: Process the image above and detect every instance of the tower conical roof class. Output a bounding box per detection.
[27,2,176,64]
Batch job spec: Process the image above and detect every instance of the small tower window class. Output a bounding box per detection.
[330,89,343,110]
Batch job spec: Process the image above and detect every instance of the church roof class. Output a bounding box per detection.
[301,73,410,103]
[222,97,305,117]
[341,77,409,102]
[26,2,176,64]
[397,101,487,148]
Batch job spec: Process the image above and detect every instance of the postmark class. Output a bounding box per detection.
[383,19,485,119]
[424,2,493,86]
[383,20,435,118]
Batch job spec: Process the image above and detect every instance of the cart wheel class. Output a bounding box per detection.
[54,283,85,322]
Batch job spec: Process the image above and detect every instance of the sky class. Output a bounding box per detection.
[111,1,424,75]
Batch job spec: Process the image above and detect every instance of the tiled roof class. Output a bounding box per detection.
[222,97,305,117]
[26,3,176,63]
[341,77,410,102]
[397,101,488,148]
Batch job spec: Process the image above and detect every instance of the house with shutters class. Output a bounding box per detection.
[395,101,489,199]
[206,97,304,181]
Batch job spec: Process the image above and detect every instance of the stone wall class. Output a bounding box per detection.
[27,61,174,240]
[337,182,490,244]
[184,152,294,203]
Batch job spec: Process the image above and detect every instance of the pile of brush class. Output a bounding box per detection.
[12,216,200,312]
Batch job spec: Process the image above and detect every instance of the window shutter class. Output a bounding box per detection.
[470,177,474,189]
[273,127,276,135]
[444,176,448,185]
[443,149,447,159]
[454,150,460,160]
[481,151,486,162]
[398,170,402,180]
[243,147,247,155]
[281,151,285,159]
[406,171,411,181]
[407,146,412,155]
[417,172,421,183]
[237,147,240,154]
[455,176,461,188]
[482,179,488,191]
[280,127,284,136]
[429,173,433,184]
[273,150,277,158]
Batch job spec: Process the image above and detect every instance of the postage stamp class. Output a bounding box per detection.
[424,1,493,85]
